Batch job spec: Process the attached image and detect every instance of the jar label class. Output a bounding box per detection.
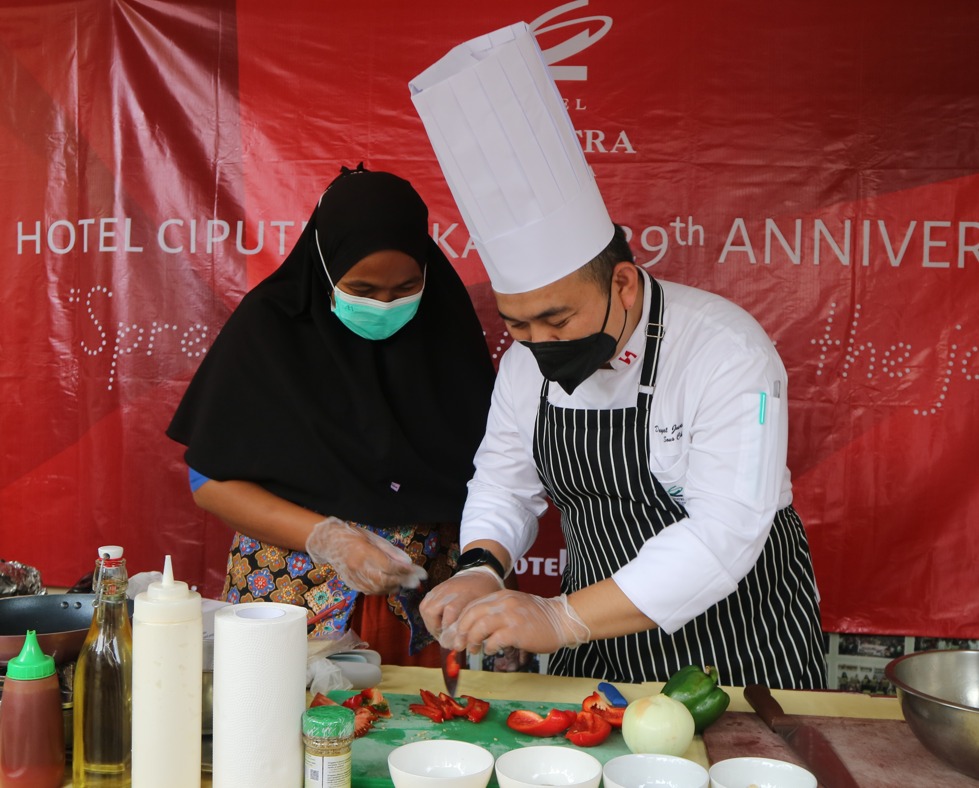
[304,751,351,788]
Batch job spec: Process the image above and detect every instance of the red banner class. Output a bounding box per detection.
[1,1,977,637]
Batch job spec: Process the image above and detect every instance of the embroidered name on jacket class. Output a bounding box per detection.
[653,423,684,443]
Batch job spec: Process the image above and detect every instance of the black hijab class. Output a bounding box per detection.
[167,166,495,526]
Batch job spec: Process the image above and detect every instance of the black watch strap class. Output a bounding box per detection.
[455,547,506,580]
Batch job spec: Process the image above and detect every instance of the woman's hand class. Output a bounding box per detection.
[305,517,427,594]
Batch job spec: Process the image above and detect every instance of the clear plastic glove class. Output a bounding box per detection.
[441,590,590,656]
[306,656,352,695]
[419,566,504,641]
[305,516,427,595]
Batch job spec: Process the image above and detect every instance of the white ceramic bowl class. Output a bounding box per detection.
[494,745,602,788]
[387,740,494,788]
[604,753,710,788]
[708,757,816,788]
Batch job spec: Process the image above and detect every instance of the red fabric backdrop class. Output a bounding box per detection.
[1,0,977,637]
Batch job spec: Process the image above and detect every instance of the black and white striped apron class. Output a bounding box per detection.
[533,281,827,689]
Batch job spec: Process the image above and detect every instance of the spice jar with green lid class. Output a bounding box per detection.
[302,704,355,788]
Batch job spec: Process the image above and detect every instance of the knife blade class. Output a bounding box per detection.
[744,683,860,788]
[440,646,460,697]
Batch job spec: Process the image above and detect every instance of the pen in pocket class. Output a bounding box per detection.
[759,391,767,424]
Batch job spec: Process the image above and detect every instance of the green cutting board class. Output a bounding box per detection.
[330,691,631,788]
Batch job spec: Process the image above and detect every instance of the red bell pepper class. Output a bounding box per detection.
[419,689,444,710]
[506,708,578,737]
[565,711,612,747]
[409,702,445,723]
[461,695,490,723]
[445,649,462,678]
[438,693,468,718]
[581,690,625,728]
[409,688,491,724]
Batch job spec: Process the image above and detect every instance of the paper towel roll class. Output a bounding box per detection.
[213,602,308,787]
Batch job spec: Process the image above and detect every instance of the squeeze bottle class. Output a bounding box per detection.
[0,630,65,788]
[132,555,203,787]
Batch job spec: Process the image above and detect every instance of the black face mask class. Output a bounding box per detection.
[521,287,626,395]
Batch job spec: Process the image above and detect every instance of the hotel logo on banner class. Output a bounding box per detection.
[531,0,612,82]
[529,0,630,156]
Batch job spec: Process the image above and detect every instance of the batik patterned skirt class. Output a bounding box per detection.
[221,521,458,654]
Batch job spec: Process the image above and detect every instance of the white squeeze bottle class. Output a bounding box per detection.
[132,555,203,787]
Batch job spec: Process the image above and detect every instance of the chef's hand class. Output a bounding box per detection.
[441,590,591,656]
[420,567,504,641]
[305,517,427,595]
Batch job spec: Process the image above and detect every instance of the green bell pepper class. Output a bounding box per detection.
[662,664,731,733]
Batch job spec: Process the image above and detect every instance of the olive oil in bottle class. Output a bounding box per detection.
[72,545,133,787]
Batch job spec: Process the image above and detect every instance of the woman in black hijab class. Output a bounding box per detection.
[167,165,495,665]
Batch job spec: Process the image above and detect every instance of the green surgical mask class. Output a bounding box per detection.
[330,285,423,340]
[315,225,425,340]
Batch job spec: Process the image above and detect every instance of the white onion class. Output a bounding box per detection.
[621,693,696,756]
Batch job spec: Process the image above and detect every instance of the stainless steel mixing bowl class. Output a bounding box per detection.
[884,649,979,779]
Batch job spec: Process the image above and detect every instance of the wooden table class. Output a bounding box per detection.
[61,664,904,785]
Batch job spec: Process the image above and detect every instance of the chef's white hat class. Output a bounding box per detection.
[410,22,614,294]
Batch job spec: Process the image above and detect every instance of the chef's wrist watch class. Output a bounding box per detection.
[455,547,507,580]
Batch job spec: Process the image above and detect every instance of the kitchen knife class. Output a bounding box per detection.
[597,681,629,707]
[744,683,860,788]
[440,646,460,696]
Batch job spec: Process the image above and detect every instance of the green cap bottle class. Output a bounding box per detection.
[302,705,355,739]
[6,630,56,680]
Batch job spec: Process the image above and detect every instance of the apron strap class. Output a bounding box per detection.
[638,278,665,398]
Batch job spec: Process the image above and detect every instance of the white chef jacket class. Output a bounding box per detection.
[462,268,793,634]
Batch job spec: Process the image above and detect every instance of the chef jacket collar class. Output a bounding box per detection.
[607,267,652,372]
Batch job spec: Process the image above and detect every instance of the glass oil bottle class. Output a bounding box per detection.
[72,545,133,787]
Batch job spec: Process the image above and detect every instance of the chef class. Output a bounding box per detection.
[410,23,827,688]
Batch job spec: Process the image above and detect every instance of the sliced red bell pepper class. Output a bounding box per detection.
[461,695,490,723]
[409,702,445,723]
[445,649,462,678]
[438,692,468,718]
[581,690,625,728]
[507,708,578,737]
[565,710,612,747]
[419,689,444,711]
[410,688,491,724]
[410,688,448,722]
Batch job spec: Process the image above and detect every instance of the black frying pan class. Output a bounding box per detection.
[0,593,134,666]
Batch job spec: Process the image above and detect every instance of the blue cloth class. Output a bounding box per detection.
[188,467,211,492]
